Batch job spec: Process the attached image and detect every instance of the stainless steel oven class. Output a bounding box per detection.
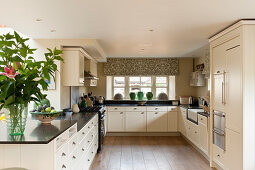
[213,110,225,150]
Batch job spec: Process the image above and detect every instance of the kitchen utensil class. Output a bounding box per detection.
[146,92,153,100]
[157,93,168,100]
[114,93,124,100]
[179,96,189,104]
[137,92,144,100]
[129,92,136,100]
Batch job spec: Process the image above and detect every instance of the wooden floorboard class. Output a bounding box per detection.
[91,136,215,170]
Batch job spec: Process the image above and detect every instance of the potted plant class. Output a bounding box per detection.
[0,32,63,135]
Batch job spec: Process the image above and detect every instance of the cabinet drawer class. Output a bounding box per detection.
[126,106,146,111]
[56,143,68,161]
[68,134,78,153]
[69,148,79,167]
[168,106,177,111]
[107,107,126,111]
[78,121,93,143]
[147,106,167,112]
[213,144,226,169]
[198,114,207,125]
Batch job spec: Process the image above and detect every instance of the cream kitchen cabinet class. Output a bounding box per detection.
[107,111,125,132]
[84,58,97,77]
[62,47,87,86]
[147,111,168,132]
[198,114,208,155]
[179,107,187,137]
[167,106,178,132]
[125,111,146,132]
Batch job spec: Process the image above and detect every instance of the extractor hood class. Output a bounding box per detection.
[84,71,99,80]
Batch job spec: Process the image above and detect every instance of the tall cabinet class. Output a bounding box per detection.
[209,20,255,170]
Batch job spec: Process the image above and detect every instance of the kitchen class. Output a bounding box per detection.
[0,1,255,170]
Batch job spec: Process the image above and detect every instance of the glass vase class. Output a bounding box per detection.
[5,103,28,135]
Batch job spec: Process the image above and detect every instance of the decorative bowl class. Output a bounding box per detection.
[30,110,62,124]
[138,101,147,106]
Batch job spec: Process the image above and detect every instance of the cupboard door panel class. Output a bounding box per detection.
[107,111,125,132]
[168,111,177,132]
[225,37,242,133]
[198,122,208,155]
[125,111,146,132]
[212,43,226,74]
[147,111,167,132]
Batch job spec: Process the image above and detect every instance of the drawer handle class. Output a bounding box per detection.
[72,142,76,145]
[92,135,94,137]
[82,132,85,135]
[134,108,137,110]
[141,112,144,114]
[88,159,90,162]
[201,118,203,120]
[62,165,66,169]
[88,126,90,129]
[155,108,158,110]
[82,148,85,151]
[217,154,220,157]
[88,140,90,143]
[92,151,94,154]
[120,112,123,114]
[114,108,118,110]
[73,156,76,159]
[195,131,197,133]
[62,152,66,156]
[155,112,158,114]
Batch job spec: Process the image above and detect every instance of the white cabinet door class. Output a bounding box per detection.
[212,43,226,74]
[192,123,199,147]
[125,111,146,132]
[107,111,125,132]
[225,37,242,133]
[225,128,242,170]
[167,111,177,132]
[147,111,167,132]
[198,122,208,155]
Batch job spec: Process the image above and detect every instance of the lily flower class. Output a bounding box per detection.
[0,65,20,79]
[32,77,41,81]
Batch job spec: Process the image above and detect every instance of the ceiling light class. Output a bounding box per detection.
[149,29,154,32]
[141,49,145,51]
[36,19,43,22]
[50,30,56,32]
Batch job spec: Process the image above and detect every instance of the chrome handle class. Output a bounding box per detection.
[62,153,66,156]
[62,165,66,168]
[222,81,224,104]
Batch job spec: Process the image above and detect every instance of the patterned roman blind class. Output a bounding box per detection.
[104,58,179,76]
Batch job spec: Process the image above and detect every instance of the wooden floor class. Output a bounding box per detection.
[91,136,215,170]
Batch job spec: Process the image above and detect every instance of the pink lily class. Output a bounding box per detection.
[0,65,20,79]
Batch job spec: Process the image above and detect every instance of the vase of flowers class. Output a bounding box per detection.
[0,31,63,135]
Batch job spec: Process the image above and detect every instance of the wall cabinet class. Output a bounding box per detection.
[147,111,168,132]
[62,48,86,86]
[84,58,97,77]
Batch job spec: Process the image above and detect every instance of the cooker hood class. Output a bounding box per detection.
[84,71,99,80]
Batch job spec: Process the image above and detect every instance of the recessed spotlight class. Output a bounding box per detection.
[141,48,145,51]
[36,19,43,22]
[50,30,56,32]
[149,29,154,32]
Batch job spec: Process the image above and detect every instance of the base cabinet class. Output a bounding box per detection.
[125,111,146,132]
[147,111,168,132]
[167,107,177,132]
[108,111,125,132]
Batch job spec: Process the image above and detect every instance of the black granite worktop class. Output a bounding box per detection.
[105,103,175,107]
[0,112,97,144]
[104,99,178,106]
[179,104,203,109]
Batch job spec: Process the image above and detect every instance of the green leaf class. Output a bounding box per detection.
[12,55,24,62]
[5,95,14,105]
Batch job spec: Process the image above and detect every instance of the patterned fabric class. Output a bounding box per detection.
[104,58,179,76]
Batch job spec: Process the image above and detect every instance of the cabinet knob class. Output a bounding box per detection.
[134,108,137,110]
[62,165,66,168]
[72,141,76,145]
[114,108,118,110]
[155,112,158,114]
[88,159,90,162]
[88,126,90,129]
[92,135,94,137]
[62,152,66,156]
[120,112,123,114]
[73,156,76,159]
[155,108,158,110]
[88,140,90,143]
[82,148,85,151]
[141,112,144,114]
[92,122,94,124]
[92,151,94,154]
[195,131,197,133]
[82,132,85,135]
[217,154,220,157]
[201,118,203,120]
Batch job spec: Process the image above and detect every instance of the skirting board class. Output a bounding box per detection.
[106,132,181,136]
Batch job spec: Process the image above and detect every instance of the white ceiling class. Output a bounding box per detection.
[1,0,255,57]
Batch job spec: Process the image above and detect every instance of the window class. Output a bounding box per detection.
[111,76,172,99]
[113,77,125,97]
[129,77,152,95]
[156,77,168,97]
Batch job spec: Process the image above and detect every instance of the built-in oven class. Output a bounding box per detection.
[213,110,225,150]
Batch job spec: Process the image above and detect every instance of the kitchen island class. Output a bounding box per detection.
[0,112,98,170]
